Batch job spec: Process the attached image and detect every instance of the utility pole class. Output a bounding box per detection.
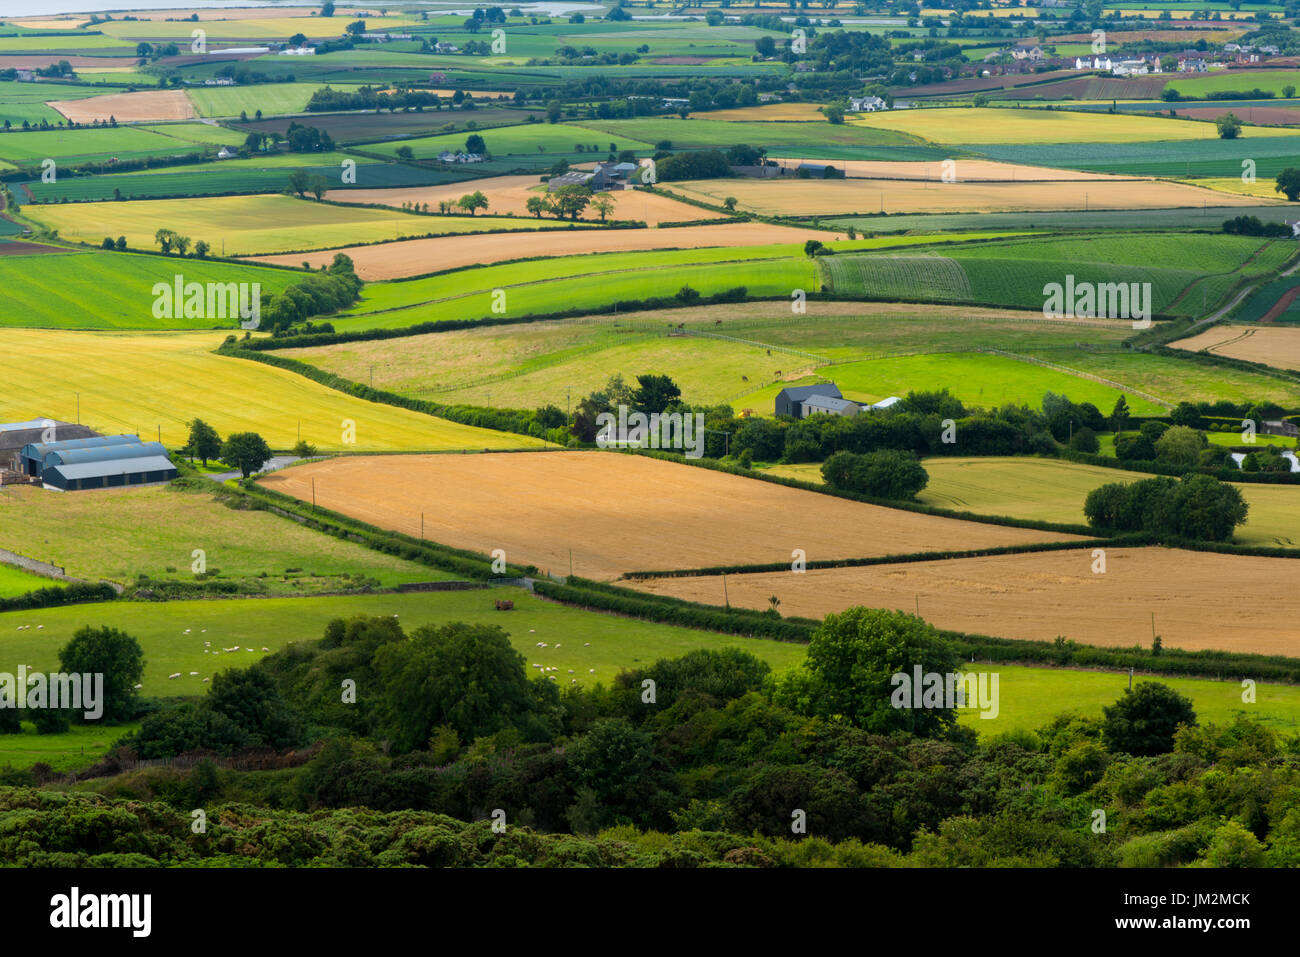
[722,573,729,609]
[312,476,316,509]
[75,392,79,424]
[370,365,374,387]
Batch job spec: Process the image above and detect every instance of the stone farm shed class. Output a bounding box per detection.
[20,435,177,491]
[0,418,97,472]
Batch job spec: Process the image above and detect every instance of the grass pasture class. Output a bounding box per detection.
[0,483,440,593]
[0,330,550,452]
[258,451,1083,581]
[0,563,57,599]
[23,194,572,257]
[0,251,298,330]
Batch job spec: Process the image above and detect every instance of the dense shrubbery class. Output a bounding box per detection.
[0,581,116,613]
[820,449,928,499]
[261,253,361,334]
[25,609,1297,867]
[1084,474,1249,541]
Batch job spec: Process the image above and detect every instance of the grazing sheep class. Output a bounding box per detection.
[584,642,590,646]
[168,673,181,680]
[189,671,198,676]
[133,683,142,689]
[202,678,210,683]
[36,625,42,629]
[589,669,595,673]
[261,646,269,652]
[567,669,574,674]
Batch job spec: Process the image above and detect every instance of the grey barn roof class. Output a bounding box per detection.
[48,455,176,481]
[802,395,858,413]
[45,441,167,467]
[22,434,138,459]
[777,383,843,402]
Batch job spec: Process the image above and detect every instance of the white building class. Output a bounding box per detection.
[849,95,887,112]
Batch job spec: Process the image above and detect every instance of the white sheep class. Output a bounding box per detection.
[261,646,269,652]
[133,683,142,690]
[589,669,595,674]
[168,673,181,679]
[202,678,209,683]
[584,642,590,646]
[189,671,198,676]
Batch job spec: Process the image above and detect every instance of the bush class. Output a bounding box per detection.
[1068,427,1099,454]
[1102,682,1197,756]
[820,449,929,500]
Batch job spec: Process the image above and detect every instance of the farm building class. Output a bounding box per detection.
[775,385,903,418]
[20,435,177,491]
[0,418,97,473]
[776,383,844,417]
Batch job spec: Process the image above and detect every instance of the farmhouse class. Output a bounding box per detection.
[20,435,177,492]
[0,419,97,475]
[849,95,887,112]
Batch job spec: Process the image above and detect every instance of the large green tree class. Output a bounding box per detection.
[220,432,272,478]
[185,418,221,466]
[56,626,145,723]
[1102,682,1197,756]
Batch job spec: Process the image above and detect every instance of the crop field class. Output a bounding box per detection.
[0,251,299,330]
[47,89,196,124]
[1172,325,1300,368]
[0,80,108,125]
[248,222,832,280]
[258,451,1083,581]
[580,116,934,153]
[819,205,1297,234]
[765,158,1133,181]
[665,176,1252,216]
[1167,70,1300,96]
[366,123,655,163]
[18,160,467,204]
[0,483,438,592]
[628,546,1300,656]
[319,174,723,225]
[331,253,820,332]
[971,135,1300,177]
[850,106,1296,145]
[819,232,1291,317]
[769,456,1300,548]
[0,330,549,452]
[186,82,363,118]
[0,125,224,167]
[0,562,55,598]
[23,194,573,257]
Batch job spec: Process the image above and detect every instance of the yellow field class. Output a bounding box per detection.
[324,174,722,225]
[257,451,1084,580]
[96,14,420,38]
[629,546,1300,656]
[24,194,570,257]
[48,90,196,125]
[665,176,1263,216]
[1197,177,1293,200]
[849,107,1300,145]
[1173,325,1300,370]
[768,158,1133,181]
[0,330,548,452]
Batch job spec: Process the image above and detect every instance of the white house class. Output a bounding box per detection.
[1076,55,1114,71]
[278,46,316,56]
[849,95,886,112]
[216,147,237,160]
[1112,59,1149,76]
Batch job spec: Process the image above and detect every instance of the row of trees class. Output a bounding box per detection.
[183,419,274,478]
[1084,474,1249,541]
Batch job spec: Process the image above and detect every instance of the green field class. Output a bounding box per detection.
[769,455,1300,548]
[579,116,934,153]
[186,82,364,118]
[366,121,654,164]
[0,482,439,593]
[737,353,1167,415]
[332,245,821,332]
[0,563,57,599]
[1167,70,1300,97]
[24,194,571,257]
[0,81,107,126]
[0,123,244,167]
[821,233,1291,317]
[0,251,299,330]
[971,135,1300,177]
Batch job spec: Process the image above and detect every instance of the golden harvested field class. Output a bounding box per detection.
[768,158,1134,181]
[629,547,1300,656]
[325,175,723,225]
[848,106,1300,144]
[48,90,196,124]
[1171,326,1300,369]
[246,222,833,280]
[666,176,1264,216]
[0,330,548,453]
[257,451,1085,581]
